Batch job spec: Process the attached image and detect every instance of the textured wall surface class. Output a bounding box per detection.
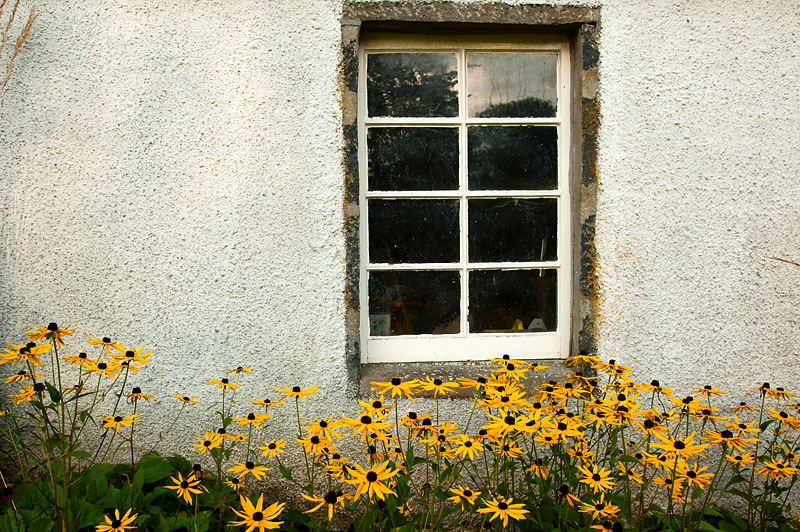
[0,0,798,459]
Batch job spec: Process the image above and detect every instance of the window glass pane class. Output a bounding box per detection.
[369,199,459,264]
[468,198,557,262]
[469,269,557,333]
[468,126,557,190]
[467,52,557,117]
[369,270,460,335]
[368,127,459,191]
[367,53,459,117]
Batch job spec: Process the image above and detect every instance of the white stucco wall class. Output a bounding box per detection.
[0,0,798,457]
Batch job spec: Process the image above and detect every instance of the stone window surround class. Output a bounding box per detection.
[340,1,600,397]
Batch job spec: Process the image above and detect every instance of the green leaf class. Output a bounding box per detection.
[44,382,60,403]
[137,457,175,484]
[697,521,724,532]
[279,464,294,481]
[65,450,91,459]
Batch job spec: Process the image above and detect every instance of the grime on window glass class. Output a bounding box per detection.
[359,35,572,362]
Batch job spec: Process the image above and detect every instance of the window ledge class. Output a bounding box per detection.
[359,358,570,399]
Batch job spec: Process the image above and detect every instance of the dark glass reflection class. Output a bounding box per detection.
[468,126,557,190]
[369,270,460,335]
[468,199,557,263]
[369,199,459,264]
[368,127,459,191]
[367,53,458,117]
[469,269,557,333]
[468,53,557,118]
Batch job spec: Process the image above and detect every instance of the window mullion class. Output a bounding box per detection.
[459,47,469,341]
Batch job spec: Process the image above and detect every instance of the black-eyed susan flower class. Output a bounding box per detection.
[418,376,458,397]
[165,472,203,504]
[477,495,529,527]
[225,477,244,491]
[527,458,549,479]
[726,453,755,467]
[111,345,152,364]
[232,411,272,428]
[756,459,798,480]
[339,411,392,442]
[579,493,620,520]
[228,461,269,480]
[448,485,480,509]
[274,384,319,401]
[126,387,153,404]
[83,361,122,379]
[651,431,709,458]
[297,435,332,456]
[2,369,42,383]
[453,436,484,461]
[231,494,284,531]
[616,463,643,484]
[370,377,419,399]
[301,490,350,522]
[482,410,521,438]
[251,397,285,408]
[87,335,123,355]
[27,322,77,346]
[305,416,343,440]
[732,402,757,413]
[557,484,581,508]
[190,432,222,455]
[206,377,241,392]
[701,429,758,452]
[227,366,253,374]
[95,508,137,532]
[590,522,623,532]
[345,460,398,501]
[258,439,286,458]
[2,342,51,367]
[102,414,139,432]
[489,438,523,459]
[676,461,714,488]
[9,383,40,404]
[578,463,615,493]
[691,385,727,398]
[174,394,198,404]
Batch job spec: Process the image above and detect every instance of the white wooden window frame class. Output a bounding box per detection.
[358,33,571,363]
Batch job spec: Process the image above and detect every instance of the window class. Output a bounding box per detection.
[358,33,572,363]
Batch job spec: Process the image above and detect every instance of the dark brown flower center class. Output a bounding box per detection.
[366,471,378,482]
[292,386,301,393]
[498,502,508,510]
[253,511,264,521]
[391,378,401,386]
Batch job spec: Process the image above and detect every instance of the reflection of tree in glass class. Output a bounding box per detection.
[368,127,459,191]
[367,53,458,117]
[468,126,558,190]
[475,96,556,118]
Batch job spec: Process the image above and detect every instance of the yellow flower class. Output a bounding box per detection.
[259,439,287,458]
[418,376,459,397]
[27,322,76,346]
[226,477,244,491]
[527,458,549,479]
[726,453,755,467]
[227,366,253,373]
[345,460,398,501]
[339,411,392,442]
[448,485,481,509]
[1,341,51,367]
[231,493,284,532]
[228,461,269,480]
[677,461,714,488]
[251,397,285,408]
[82,361,123,379]
[164,472,203,504]
[453,436,484,461]
[651,431,709,458]
[206,377,241,392]
[95,508,137,532]
[190,433,222,454]
[232,411,272,428]
[126,387,153,404]
[2,369,42,383]
[578,464,615,493]
[174,394,199,404]
[477,495,529,527]
[578,493,620,520]
[9,385,37,405]
[370,377,420,399]
[756,460,798,480]
[87,335,123,354]
[274,384,319,401]
[102,414,139,432]
[301,490,350,522]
